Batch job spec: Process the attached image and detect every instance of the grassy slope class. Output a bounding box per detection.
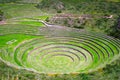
[0,2,53,19]
[0,3,53,28]
[0,4,41,18]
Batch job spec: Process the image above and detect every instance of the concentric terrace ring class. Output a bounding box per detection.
[12,34,120,73]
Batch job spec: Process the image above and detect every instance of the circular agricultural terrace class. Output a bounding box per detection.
[13,34,120,73]
[0,27,120,74]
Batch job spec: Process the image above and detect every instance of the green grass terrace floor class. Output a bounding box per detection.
[0,25,120,74]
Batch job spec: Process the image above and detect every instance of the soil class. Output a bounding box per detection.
[0,20,6,25]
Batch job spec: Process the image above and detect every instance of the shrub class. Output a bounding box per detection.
[57,10,62,13]
[45,17,50,22]
[0,10,4,21]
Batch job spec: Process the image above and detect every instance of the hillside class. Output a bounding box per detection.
[36,0,120,38]
[36,0,120,14]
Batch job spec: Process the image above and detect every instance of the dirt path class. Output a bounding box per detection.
[38,20,65,28]
[0,20,6,25]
